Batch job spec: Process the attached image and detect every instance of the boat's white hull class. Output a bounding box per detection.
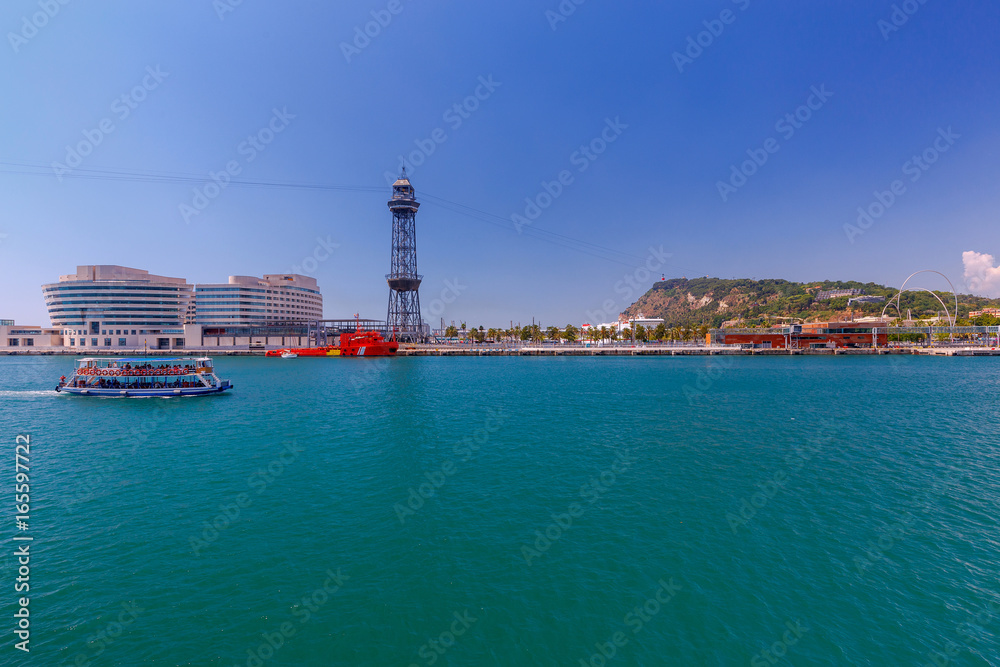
[56,381,232,397]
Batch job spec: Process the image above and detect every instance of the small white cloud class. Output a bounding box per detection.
[962,250,1000,296]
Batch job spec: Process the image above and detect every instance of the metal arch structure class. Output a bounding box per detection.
[385,168,425,343]
[877,288,953,346]
[881,287,953,324]
[881,270,958,327]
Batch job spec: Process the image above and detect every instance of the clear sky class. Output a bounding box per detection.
[2,1,999,328]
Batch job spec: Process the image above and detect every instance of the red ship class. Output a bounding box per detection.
[265,330,399,358]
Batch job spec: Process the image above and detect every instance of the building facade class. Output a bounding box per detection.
[193,274,322,325]
[40,267,324,352]
[1,324,64,350]
[42,265,193,351]
[816,289,863,300]
[711,321,889,349]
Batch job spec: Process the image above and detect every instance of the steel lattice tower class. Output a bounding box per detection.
[386,169,424,342]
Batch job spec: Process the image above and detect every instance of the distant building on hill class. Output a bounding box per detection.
[847,295,885,306]
[969,308,1000,318]
[816,288,862,300]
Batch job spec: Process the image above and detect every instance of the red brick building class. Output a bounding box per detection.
[712,321,889,349]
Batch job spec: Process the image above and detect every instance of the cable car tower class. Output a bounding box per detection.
[385,168,424,342]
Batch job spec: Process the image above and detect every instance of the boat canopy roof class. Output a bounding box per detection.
[75,357,212,363]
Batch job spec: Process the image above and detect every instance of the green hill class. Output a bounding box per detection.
[622,277,1000,328]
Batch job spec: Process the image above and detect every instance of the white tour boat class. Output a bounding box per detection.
[56,357,233,397]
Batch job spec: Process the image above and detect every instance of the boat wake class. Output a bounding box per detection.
[0,390,56,398]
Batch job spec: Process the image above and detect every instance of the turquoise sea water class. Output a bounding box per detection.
[1,355,998,666]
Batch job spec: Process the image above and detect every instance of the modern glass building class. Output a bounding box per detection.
[193,274,322,325]
[42,267,325,351]
[42,265,193,350]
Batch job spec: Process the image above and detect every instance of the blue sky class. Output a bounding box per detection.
[2,1,999,327]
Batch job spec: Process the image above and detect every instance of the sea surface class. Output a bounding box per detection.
[0,354,998,666]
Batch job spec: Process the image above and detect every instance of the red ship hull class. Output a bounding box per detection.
[265,330,399,358]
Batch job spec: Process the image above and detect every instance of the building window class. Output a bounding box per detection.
[102,330,106,335]
[90,322,100,335]
[104,338,111,347]
[118,338,127,346]
[24,338,34,346]
[91,338,98,346]
[69,338,76,346]
[131,330,136,335]
[7,339,18,346]
[116,330,121,335]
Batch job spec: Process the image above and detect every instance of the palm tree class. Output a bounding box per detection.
[653,323,667,341]
[563,324,578,342]
[599,326,609,342]
[670,326,682,343]
[635,325,647,342]
[445,325,458,338]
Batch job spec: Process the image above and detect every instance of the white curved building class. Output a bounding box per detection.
[193,274,322,325]
[43,265,193,350]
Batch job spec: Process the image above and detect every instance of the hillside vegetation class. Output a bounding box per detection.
[622,277,1000,328]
